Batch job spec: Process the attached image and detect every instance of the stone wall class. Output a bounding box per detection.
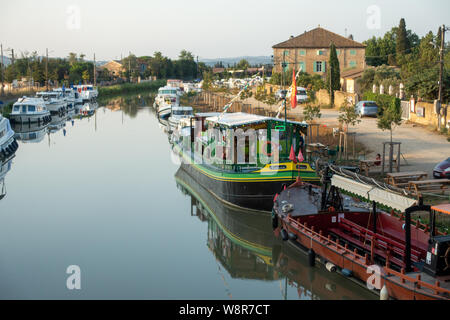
[408,101,450,128]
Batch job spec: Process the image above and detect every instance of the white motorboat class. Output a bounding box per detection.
[0,113,19,160]
[36,91,68,116]
[9,97,52,124]
[168,106,193,129]
[154,86,179,109]
[53,87,83,109]
[73,84,98,101]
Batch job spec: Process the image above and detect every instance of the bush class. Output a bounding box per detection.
[363,91,398,115]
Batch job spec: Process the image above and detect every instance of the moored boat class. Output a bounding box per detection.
[272,165,450,300]
[168,105,193,129]
[9,97,52,124]
[0,113,19,160]
[171,112,319,212]
[73,84,98,101]
[36,91,68,116]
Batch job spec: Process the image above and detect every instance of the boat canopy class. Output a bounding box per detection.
[431,204,450,215]
[331,174,417,212]
[206,112,308,129]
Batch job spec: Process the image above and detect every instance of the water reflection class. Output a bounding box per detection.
[12,122,49,144]
[175,165,376,300]
[175,166,275,280]
[99,93,155,118]
[0,155,15,201]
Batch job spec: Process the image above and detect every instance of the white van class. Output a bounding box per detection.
[296,87,308,103]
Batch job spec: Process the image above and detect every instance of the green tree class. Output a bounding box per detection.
[302,105,321,123]
[338,100,361,132]
[377,97,402,143]
[326,42,340,107]
[236,59,249,70]
[396,18,409,65]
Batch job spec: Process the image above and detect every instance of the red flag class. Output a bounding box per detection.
[297,149,304,163]
[289,145,297,163]
[291,69,297,109]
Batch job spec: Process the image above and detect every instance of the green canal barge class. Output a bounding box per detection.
[171,112,319,212]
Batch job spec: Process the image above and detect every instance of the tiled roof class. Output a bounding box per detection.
[273,27,365,49]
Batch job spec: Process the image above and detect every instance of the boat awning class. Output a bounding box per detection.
[431,204,450,215]
[331,175,417,212]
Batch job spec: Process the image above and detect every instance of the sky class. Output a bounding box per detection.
[1,0,449,61]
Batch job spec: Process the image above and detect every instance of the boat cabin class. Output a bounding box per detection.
[195,112,308,167]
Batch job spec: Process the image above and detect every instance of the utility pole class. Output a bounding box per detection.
[438,25,448,129]
[46,48,49,91]
[0,44,4,96]
[94,53,97,86]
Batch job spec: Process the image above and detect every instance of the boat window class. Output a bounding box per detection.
[21,106,27,113]
[29,133,36,139]
[269,165,287,170]
[28,105,36,112]
[296,164,307,170]
[13,106,20,111]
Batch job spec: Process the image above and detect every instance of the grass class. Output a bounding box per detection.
[98,80,166,97]
[0,102,14,118]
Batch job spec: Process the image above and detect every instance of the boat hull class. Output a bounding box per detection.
[9,112,51,124]
[181,162,311,212]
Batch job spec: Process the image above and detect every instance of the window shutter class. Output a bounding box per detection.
[313,62,317,72]
[322,61,326,73]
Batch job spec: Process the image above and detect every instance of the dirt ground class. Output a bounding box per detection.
[241,97,450,177]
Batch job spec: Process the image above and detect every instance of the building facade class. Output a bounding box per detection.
[272,27,366,76]
[100,60,124,77]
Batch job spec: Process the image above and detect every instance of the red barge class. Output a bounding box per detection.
[272,166,450,300]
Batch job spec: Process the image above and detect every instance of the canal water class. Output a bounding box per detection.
[0,93,376,299]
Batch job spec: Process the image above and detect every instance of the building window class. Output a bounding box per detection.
[298,61,306,72]
[336,49,341,55]
[349,60,357,68]
[314,61,326,73]
[299,50,306,56]
[350,49,356,55]
[283,50,289,56]
[317,50,325,56]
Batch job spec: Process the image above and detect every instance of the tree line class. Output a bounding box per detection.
[362,18,450,101]
[1,50,211,87]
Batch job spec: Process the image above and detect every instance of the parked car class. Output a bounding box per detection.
[355,101,379,117]
[433,157,450,179]
[275,89,287,100]
[296,87,308,103]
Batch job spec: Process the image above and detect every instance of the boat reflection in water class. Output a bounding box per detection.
[0,155,15,201]
[175,166,376,300]
[48,114,68,134]
[175,166,275,281]
[12,122,49,144]
[76,101,99,117]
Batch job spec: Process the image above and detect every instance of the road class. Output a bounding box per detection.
[243,96,449,176]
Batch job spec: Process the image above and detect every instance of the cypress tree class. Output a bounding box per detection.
[396,18,409,63]
[327,42,340,107]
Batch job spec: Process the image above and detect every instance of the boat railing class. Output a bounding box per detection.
[385,265,450,297]
[286,214,450,298]
[389,210,448,236]
[285,215,370,266]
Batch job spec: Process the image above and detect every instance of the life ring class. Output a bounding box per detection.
[261,140,278,157]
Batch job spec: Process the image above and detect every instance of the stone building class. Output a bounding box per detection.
[100,60,124,77]
[272,27,366,76]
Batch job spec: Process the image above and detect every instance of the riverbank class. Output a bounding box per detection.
[98,80,166,97]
